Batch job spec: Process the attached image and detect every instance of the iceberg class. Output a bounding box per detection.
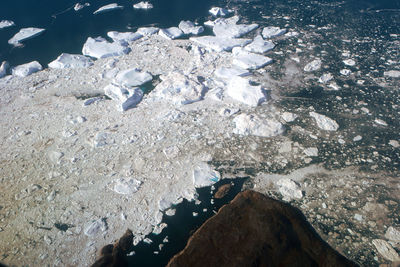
[113,68,153,87]
[178,21,204,35]
[233,113,285,137]
[209,7,233,17]
[193,163,220,188]
[93,3,123,15]
[8,27,45,46]
[232,48,273,70]
[0,20,15,29]
[190,36,251,52]
[82,37,130,59]
[213,23,258,38]
[12,61,42,77]
[244,35,275,54]
[137,27,159,36]
[48,53,94,69]
[133,1,153,9]
[309,112,339,131]
[107,31,143,43]
[261,26,287,39]
[104,84,143,111]
[159,27,183,40]
[226,76,266,107]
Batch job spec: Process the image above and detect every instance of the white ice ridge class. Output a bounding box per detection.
[12,61,42,77]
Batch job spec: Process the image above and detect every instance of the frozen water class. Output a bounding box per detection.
[190,36,251,52]
[277,179,303,201]
[8,27,45,46]
[93,3,123,15]
[48,53,94,69]
[113,68,153,87]
[107,31,143,43]
[0,20,15,29]
[82,37,130,59]
[244,35,275,54]
[233,113,284,137]
[304,58,322,72]
[192,162,220,188]
[214,66,250,81]
[309,112,339,131]
[226,76,266,106]
[261,26,287,39]
[137,27,159,36]
[0,61,9,78]
[104,84,143,111]
[133,1,153,9]
[232,47,273,70]
[110,178,142,195]
[12,61,42,77]
[213,23,258,38]
[84,219,107,237]
[178,21,204,35]
[209,7,233,17]
[159,27,183,40]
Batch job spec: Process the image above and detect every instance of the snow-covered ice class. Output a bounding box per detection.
[233,113,284,137]
[244,35,275,54]
[74,3,90,11]
[82,37,131,59]
[213,23,258,38]
[12,61,42,77]
[48,53,94,69]
[190,36,251,52]
[178,21,204,35]
[137,27,159,36]
[304,58,322,72]
[0,61,9,78]
[384,70,400,78]
[113,68,153,87]
[104,84,143,111]
[0,20,15,29]
[192,163,220,188]
[214,66,250,81]
[110,178,142,194]
[309,111,339,131]
[159,27,183,40]
[8,27,45,46]
[226,76,266,106]
[262,26,287,39]
[133,1,153,9]
[107,31,143,43]
[93,3,123,14]
[232,47,273,70]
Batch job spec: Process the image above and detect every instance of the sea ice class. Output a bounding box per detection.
[113,68,153,87]
[209,7,233,17]
[214,66,250,81]
[384,70,400,78]
[48,53,94,69]
[159,27,183,40]
[82,37,131,59]
[104,84,143,111]
[319,73,333,84]
[12,61,42,77]
[8,27,45,46]
[343,59,356,66]
[304,58,322,72]
[277,179,303,201]
[261,26,287,39]
[0,61,9,78]
[74,3,90,11]
[232,48,273,70]
[340,69,351,76]
[233,113,284,137]
[309,111,339,131]
[178,20,204,35]
[107,31,143,43]
[190,36,251,52]
[110,178,142,194]
[137,27,159,36]
[133,1,153,9]
[213,22,258,38]
[93,3,123,15]
[204,16,240,28]
[192,162,220,188]
[226,76,266,106]
[244,35,275,54]
[0,20,15,29]
[372,239,400,262]
[84,219,107,237]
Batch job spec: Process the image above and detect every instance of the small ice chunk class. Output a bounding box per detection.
[277,179,303,201]
[12,61,42,77]
[84,219,107,237]
[8,27,45,46]
[385,227,400,243]
[104,84,143,111]
[226,76,266,106]
[244,35,275,54]
[213,23,258,38]
[193,162,220,188]
[261,26,287,39]
[372,239,400,262]
[133,1,153,9]
[304,147,318,157]
[48,53,94,69]
[309,111,339,131]
[374,119,388,126]
[389,140,399,148]
[190,36,251,52]
[113,68,152,87]
[74,3,90,11]
[214,66,250,80]
[159,27,183,40]
[107,31,143,43]
[343,59,356,66]
[0,20,15,29]
[178,20,204,35]
[340,69,351,76]
[233,113,284,137]
[384,70,400,78]
[0,61,9,78]
[304,58,322,72]
[82,37,130,59]
[209,7,233,17]
[281,112,298,122]
[110,178,142,194]
[319,73,333,84]
[232,48,273,70]
[353,135,362,142]
[93,3,123,15]
[137,27,159,36]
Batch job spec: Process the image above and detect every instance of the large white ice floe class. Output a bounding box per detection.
[214,66,250,81]
[104,84,143,111]
[192,162,220,188]
[213,23,258,38]
[244,35,275,54]
[109,178,142,195]
[232,47,273,70]
[261,26,287,39]
[159,27,183,40]
[133,1,153,9]
[107,31,143,44]
[82,37,130,59]
[0,61,9,78]
[12,61,42,77]
[190,36,251,52]
[209,7,233,17]
[0,20,15,29]
[151,72,205,105]
[233,113,284,137]
[226,76,266,107]
[48,53,94,69]
[178,20,204,35]
[8,27,45,46]
[93,3,123,14]
[137,27,159,36]
[304,58,322,72]
[309,111,339,131]
[113,68,153,87]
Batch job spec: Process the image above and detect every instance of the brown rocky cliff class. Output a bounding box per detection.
[167,190,358,267]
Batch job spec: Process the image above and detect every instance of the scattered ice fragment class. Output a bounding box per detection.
[385,227,400,243]
[12,61,42,77]
[233,113,284,137]
[204,16,240,27]
[83,97,103,106]
[372,239,400,262]
[384,70,400,78]
[8,27,46,46]
[107,31,143,43]
[276,179,303,201]
[143,238,153,244]
[319,73,333,84]
[309,111,339,131]
[232,47,273,70]
[91,132,109,147]
[104,84,143,111]
[340,69,351,76]
[69,116,86,124]
[374,119,388,126]
[214,66,250,81]
[304,147,318,157]
[244,35,275,54]
[190,36,251,52]
[226,76,266,106]
[281,112,298,122]
[343,59,356,66]
[0,61,9,78]
[137,27,159,36]
[209,7,233,17]
[389,140,399,148]
[93,3,123,15]
[353,135,362,142]
[213,23,258,38]
[261,26,287,39]
[84,219,107,237]
[74,3,90,11]
[354,214,363,222]
[159,27,183,40]
[113,68,152,87]
[178,20,204,35]
[133,1,153,9]
[110,178,142,194]
[153,223,167,235]
[192,212,198,217]
[48,53,94,69]
[0,20,15,29]
[165,209,176,216]
[304,58,322,72]
[82,37,131,59]
[193,162,220,188]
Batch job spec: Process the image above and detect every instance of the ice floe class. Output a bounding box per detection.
[213,22,258,38]
[82,37,131,59]
[74,3,90,11]
[214,66,250,81]
[209,7,233,17]
[0,61,9,78]
[340,69,351,76]
[319,73,334,84]
[0,20,15,29]
[226,76,266,106]
[8,27,45,46]
[309,111,339,131]
[107,31,143,43]
[343,59,356,66]
[110,178,142,194]
[159,27,183,40]
[232,47,273,70]
[244,35,275,54]
[48,53,94,69]
[178,20,204,35]
[104,84,143,111]
[204,16,240,28]
[190,36,251,52]
[137,27,159,36]
[233,113,284,137]
[192,162,220,188]
[277,179,303,201]
[12,61,42,77]
[261,26,287,39]
[93,3,123,15]
[113,68,153,87]
[384,70,400,78]
[304,58,322,72]
[133,1,153,9]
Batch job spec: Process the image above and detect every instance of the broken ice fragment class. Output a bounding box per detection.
[209,7,233,17]
[82,37,131,59]
[319,73,333,84]
[178,20,204,35]
[244,35,275,54]
[384,70,400,78]
[232,47,273,70]
[93,3,123,15]
[0,20,15,29]
[0,61,9,78]
[107,31,143,44]
[114,68,152,87]
[8,27,45,46]
[226,76,266,106]
[137,27,159,36]
[309,111,339,131]
[48,53,94,69]
[233,113,284,137]
[74,3,90,11]
[133,1,153,9]
[304,58,322,72]
[104,84,143,111]
[214,66,250,81]
[213,23,258,38]
[159,27,183,40]
[261,26,287,39]
[193,163,220,188]
[12,61,42,77]
[372,239,400,262]
[110,178,142,194]
[190,36,251,52]
[374,119,388,126]
[343,59,356,66]
[84,219,107,237]
[277,179,303,201]
[340,69,351,76]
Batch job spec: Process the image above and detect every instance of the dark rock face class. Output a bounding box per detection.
[167,190,358,267]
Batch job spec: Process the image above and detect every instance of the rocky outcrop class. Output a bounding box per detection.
[167,190,358,267]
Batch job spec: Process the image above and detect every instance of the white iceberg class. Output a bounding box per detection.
[107,31,143,43]
[178,20,204,35]
[190,36,251,52]
[261,26,287,39]
[233,113,284,137]
[137,27,159,36]
[209,7,233,17]
[133,1,153,9]
[74,3,90,11]
[304,58,322,72]
[104,84,143,111]
[213,23,258,38]
[159,27,183,40]
[12,61,42,77]
[8,27,45,46]
[226,76,266,106]
[93,3,123,15]
[232,47,273,70]
[0,20,15,29]
[204,16,240,28]
[113,68,153,87]
[82,37,130,59]
[244,35,275,54]
[193,162,220,188]
[309,111,339,131]
[48,53,94,69]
